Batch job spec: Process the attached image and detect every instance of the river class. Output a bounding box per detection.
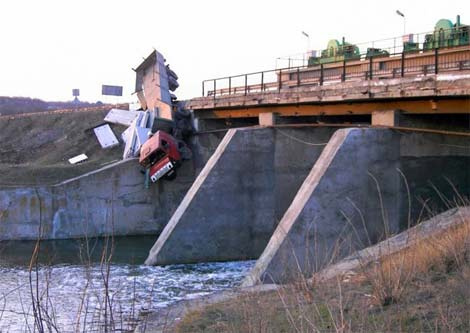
[0,236,254,332]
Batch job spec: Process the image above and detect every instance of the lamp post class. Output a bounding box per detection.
[396,10,406,35]
[301,31,310,66]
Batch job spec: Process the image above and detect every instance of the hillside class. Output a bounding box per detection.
[0,96,102,116]
[0,105,129,186]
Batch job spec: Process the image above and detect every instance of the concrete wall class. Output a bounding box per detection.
[0,132,225,240]
[145,127,337,265]
[243,128,469,285]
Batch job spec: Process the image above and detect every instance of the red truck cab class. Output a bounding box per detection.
[139,131,181,182]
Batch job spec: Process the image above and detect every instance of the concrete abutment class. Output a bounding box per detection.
[243,128,469,285]
[0,132,226,240]
[144,126,469,286]
[145,126,338,265]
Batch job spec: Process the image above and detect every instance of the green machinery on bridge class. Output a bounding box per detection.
[423,15,469,50]
[307,38,360,66]
[307,15,468,67]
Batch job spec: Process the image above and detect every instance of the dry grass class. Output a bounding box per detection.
[366,215,469,307]
[175,209,470,333]
[0,108,126,185]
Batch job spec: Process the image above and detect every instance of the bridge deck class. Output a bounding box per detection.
[189,73,470,119]
[189,47,470,120]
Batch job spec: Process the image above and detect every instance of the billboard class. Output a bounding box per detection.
[72,89,80,97]
[102,85,123,96]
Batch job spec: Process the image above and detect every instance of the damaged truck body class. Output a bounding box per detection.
[139,130,181,182]
[130,50,191,184]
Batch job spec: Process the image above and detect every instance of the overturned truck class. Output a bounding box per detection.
[132,50,193,183]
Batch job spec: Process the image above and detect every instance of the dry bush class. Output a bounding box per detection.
[365,214,470,307]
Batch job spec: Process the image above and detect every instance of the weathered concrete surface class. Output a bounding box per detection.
[0,132,225,240]
[242,128,469,285]
[145,127,337,265]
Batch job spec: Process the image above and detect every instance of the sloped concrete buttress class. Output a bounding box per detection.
[243,128,469,285]
[145,127,337,265]
[145,129,238,265]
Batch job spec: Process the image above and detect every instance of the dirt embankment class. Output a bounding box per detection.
[0,106,129,186]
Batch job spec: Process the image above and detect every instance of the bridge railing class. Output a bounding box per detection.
[202,45,470,98]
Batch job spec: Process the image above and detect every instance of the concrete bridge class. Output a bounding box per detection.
[144,55,469,284]
[144,125,469,285]
[1,51,469,286]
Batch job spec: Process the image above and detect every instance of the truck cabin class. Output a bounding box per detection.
[139,131,181,169]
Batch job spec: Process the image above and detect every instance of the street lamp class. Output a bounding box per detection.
[301,31,310,50]
[301,31,310,66]
[396,10,406,35]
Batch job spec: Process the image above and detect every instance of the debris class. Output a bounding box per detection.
[68,154,88,164]
[93,124,119,148]
[117,49,194,186]
[136,126,151,147]
[134,50,176,120]
[120,109,159,159]
[122,119,139,159]
[104,108,142,126]
[121,126,132,144]
[122,114,150,159]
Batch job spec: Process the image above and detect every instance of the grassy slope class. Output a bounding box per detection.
[0,108,127,186]
[176,215,470,332]
[177,268,469,332]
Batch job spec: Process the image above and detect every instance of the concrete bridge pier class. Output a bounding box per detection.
[145,127,337,265]
[144,125,469,286]
[243,128,469,285]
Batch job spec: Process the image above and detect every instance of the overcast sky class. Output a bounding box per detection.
[0,0,468,103]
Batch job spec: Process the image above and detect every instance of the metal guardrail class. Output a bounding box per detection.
[202,47,470,98]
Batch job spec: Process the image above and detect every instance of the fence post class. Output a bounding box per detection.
[261,72,264,92]
[401,51,405,77]
[320,64,324,86]
[369,56,373,79]
[278,69,282,92]
[342,60,346,82]
[434,48,439,74]
[297,67,300,86]
[245,74,248,95]
[213,80,216,99]
[202,81,205,97]
[228,77,231,95]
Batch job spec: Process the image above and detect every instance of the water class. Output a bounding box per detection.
[0,236,254,332]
